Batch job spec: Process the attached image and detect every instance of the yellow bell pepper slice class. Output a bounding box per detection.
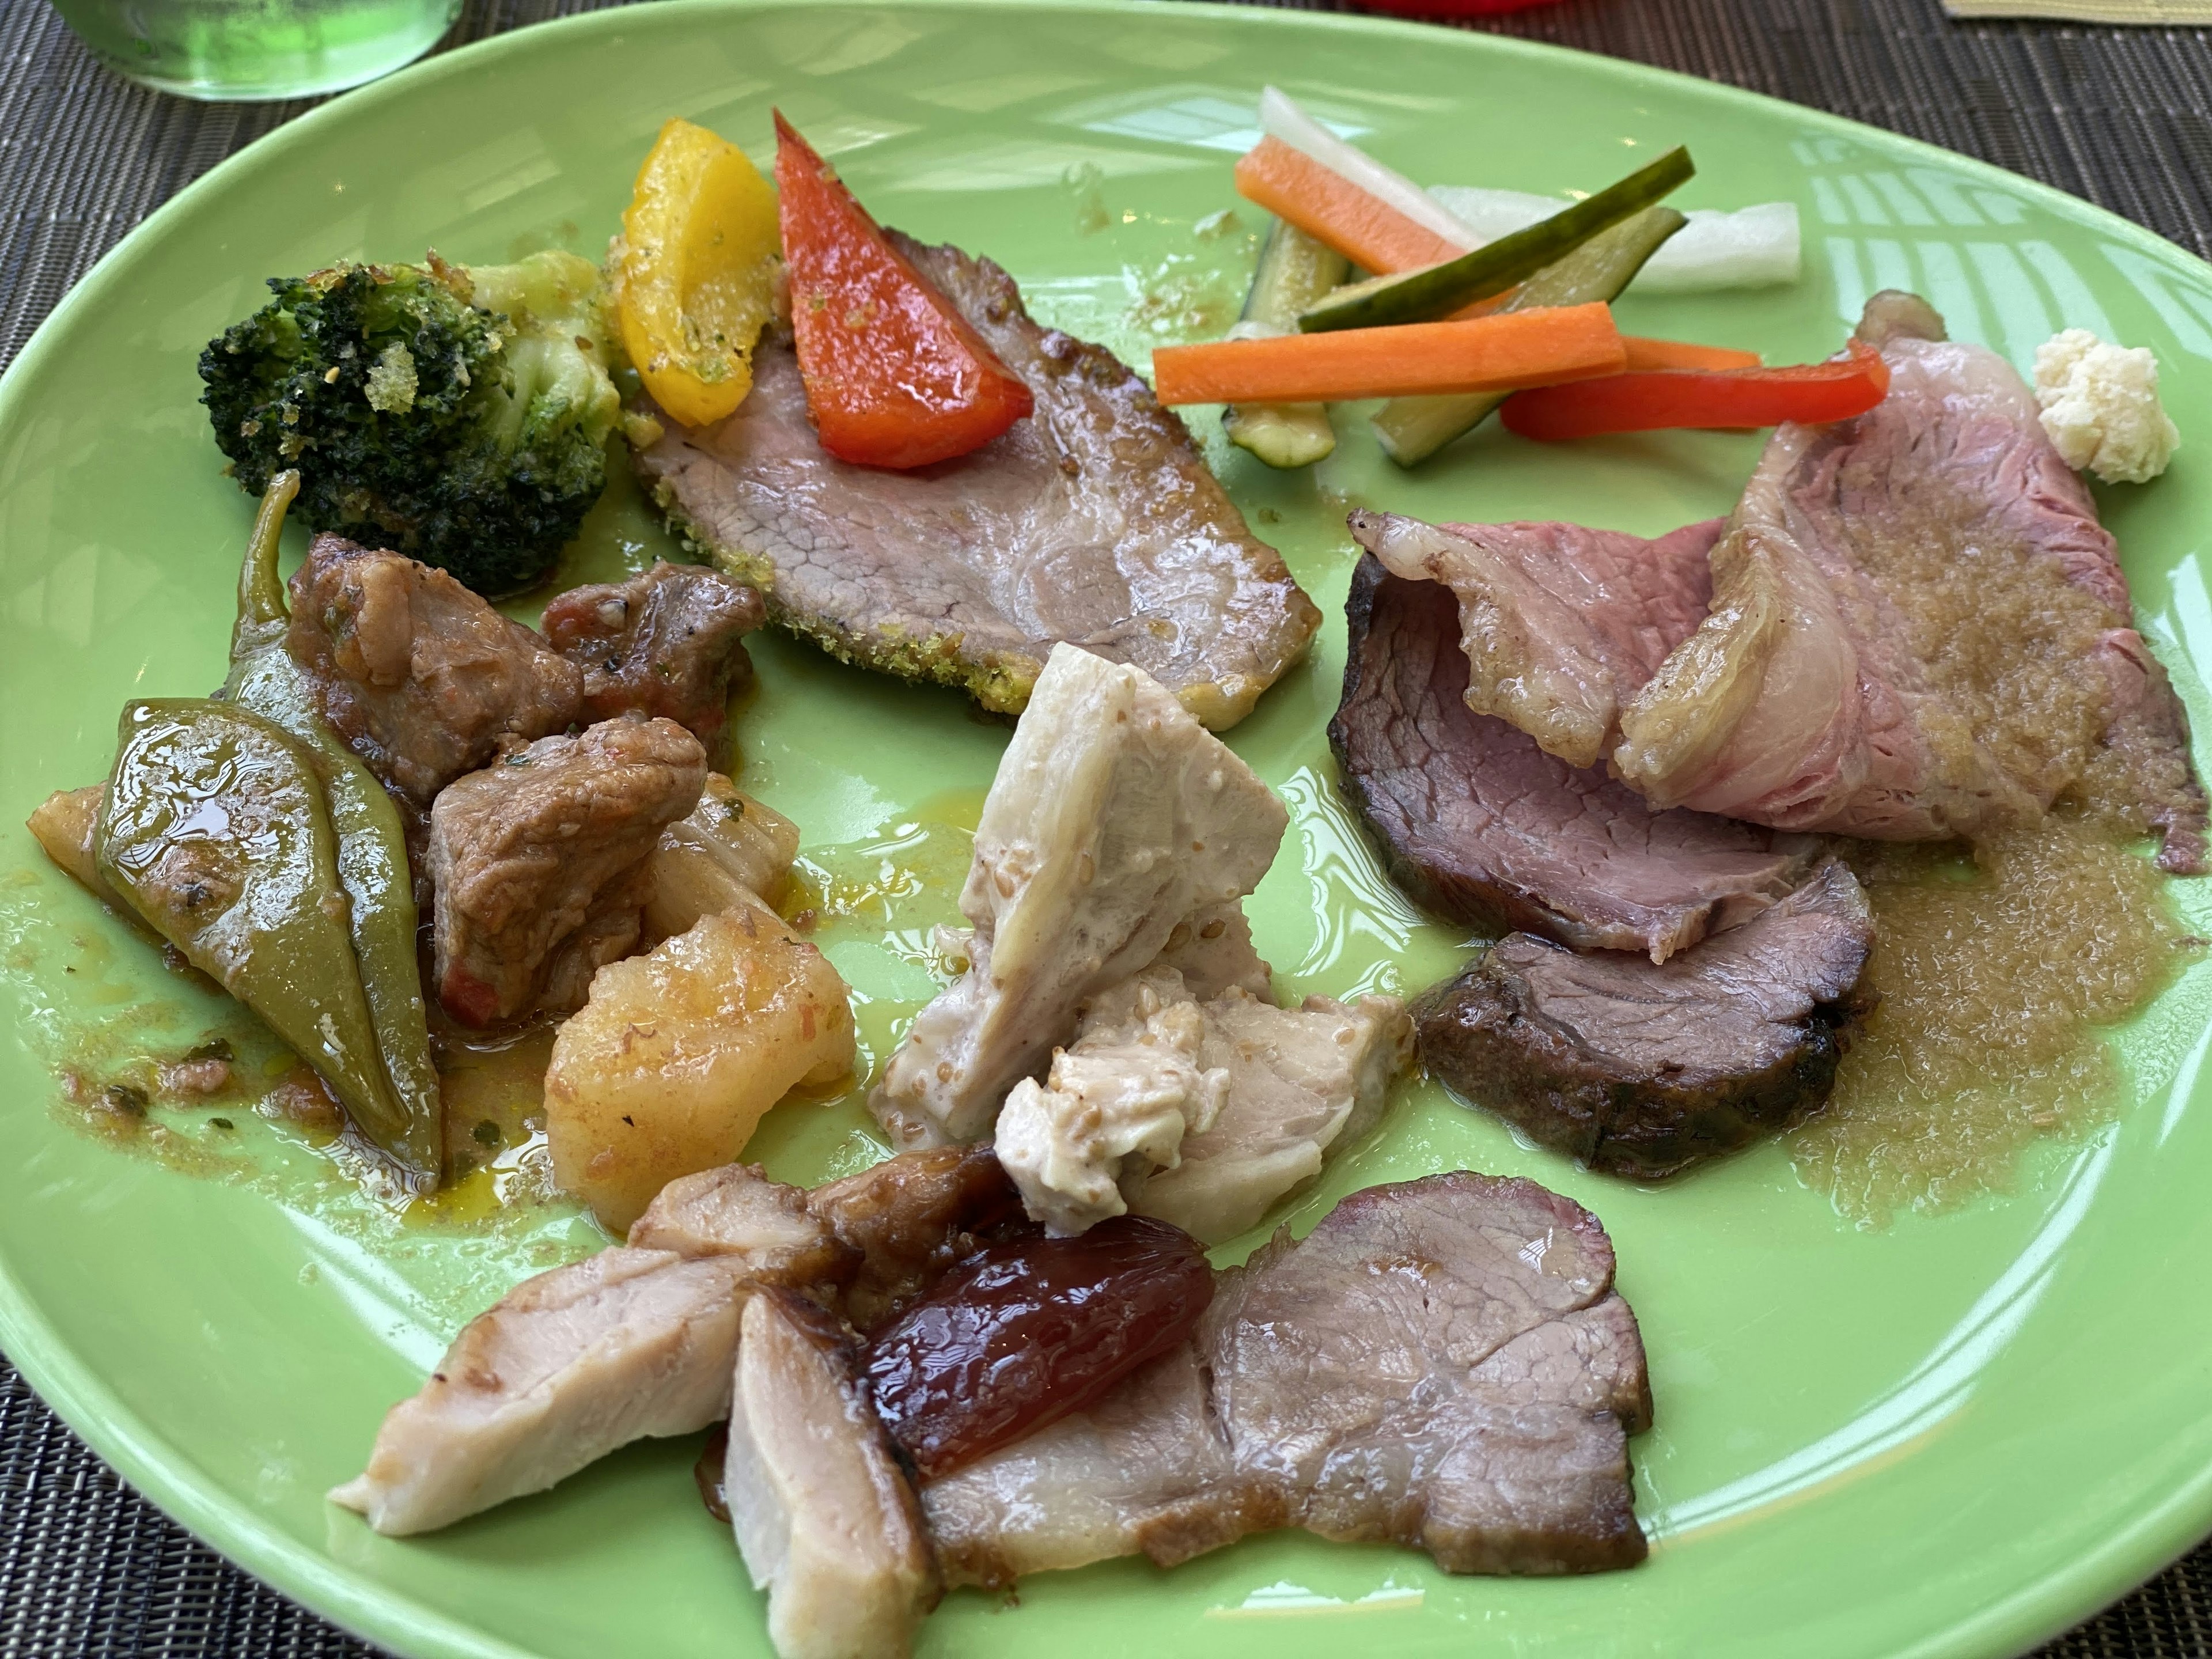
[617,118,782,429]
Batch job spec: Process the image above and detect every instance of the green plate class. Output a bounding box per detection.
[4,3,2211,1654]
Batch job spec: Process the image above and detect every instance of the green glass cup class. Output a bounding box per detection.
[50,0,464,100]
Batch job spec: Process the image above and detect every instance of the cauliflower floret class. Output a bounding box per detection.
[2033,328,2179,484]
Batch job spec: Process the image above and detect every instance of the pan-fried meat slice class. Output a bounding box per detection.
[922,1343,1285,1587]
[634,234,1320,730]
[628,1162,859,1289]
[1330,554,1820,963]
[540,560,765,746]
[869,645,1286,1147]
[921,1171,1651,1581]
[806,1147,1027,1332]
[286,534,581,804]
[328,1248,753,1536]
[1399,291,2207,869]
[1205,1171,1650,1574]
[1415,859,1875,1176]
[427,714,706,1025]
[1350,512,1724,771]
[724,1291,939,1659]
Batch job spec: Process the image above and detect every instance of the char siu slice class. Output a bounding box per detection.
[634,234,1320,731]
[1415,859,1875,1177]
[1330,554,1819,963]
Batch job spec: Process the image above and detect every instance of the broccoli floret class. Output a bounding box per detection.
[198,250,623,596]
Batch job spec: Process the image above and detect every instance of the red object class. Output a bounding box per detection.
[1353,0,1566,15]
[1501,340,1893,441]
[859,1215,1215,1478]
[773,112,1034,469]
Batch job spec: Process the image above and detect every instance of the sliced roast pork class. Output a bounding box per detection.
[1416,860,1875,1177]
[634,234,1320,730]
[724,1291,939,1659]
[328,1248,757,1535]
[922,1171,1650,1583]
[1386,291,2207,869]
[1330,554,1820,962]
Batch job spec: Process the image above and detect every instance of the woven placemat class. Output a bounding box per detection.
[3,0,2211,1652]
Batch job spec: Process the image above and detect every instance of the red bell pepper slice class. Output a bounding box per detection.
[1500,340,1892,442]
[774,113,1033,469]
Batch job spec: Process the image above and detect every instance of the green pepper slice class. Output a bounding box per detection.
[216,472,443,1185]
[96,699,419,1162]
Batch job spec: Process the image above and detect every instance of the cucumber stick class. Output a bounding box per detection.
[1372,205,1687,467]
[1221,219,1350,469]
[1299,146,1694,334]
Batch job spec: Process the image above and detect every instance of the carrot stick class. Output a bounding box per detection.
[1620,335,1763,372]
[1234,137,1466,275]
[1152,303,1625,406]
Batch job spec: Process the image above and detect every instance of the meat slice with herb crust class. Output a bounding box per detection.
[540,559,765,747]
[634,234,1320,730]
[286,534,581,804]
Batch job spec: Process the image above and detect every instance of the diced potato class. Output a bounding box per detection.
[644,774,802,942]
[546,905,854,1230]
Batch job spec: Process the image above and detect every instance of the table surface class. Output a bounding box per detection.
[3,0,2212,1652]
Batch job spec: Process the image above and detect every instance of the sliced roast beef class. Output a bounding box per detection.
[634,234,1320,731]
[921,1171,1650,1583]
[1351,512,1723,771]
[540,559,764,747]
[1330,554,1820,963]
[1392,291,2207,870]
[426,714,706,1025]
[286,535,582,804]
[1415,859,1875,1177]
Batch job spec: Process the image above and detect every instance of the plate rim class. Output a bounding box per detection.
[2,3,2210,1656]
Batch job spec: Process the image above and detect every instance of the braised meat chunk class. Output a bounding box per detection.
[1416,860,1876,1177]
[635,236,1320,730]
[286,533,581,803]
[427,714,706,1025]
[541,560,766,745]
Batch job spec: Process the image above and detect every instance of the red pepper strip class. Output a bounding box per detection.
[1501,340,1892,442]
[774,112,1033,469]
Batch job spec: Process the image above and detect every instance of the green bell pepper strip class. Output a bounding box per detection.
[1297,146,1695,335]
[96,699,428,1170]
[1371,206,1688,467]
[216,472,444,1185]
[1221,221,1349,469]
